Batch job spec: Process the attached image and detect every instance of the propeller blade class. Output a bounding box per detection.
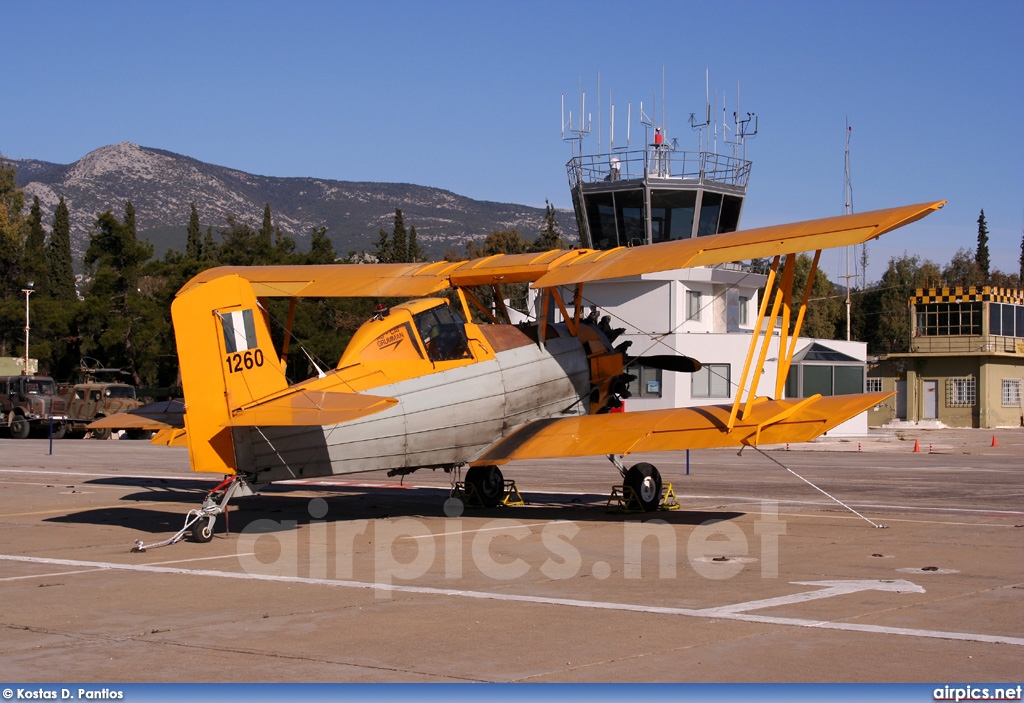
[633,355,702,373]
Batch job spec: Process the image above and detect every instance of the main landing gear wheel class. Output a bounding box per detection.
[466,465,504,508]
[624,462,662,512]
[190,514,215,543]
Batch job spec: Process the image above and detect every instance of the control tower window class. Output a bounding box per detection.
[651,190,697,243]
[697,192,723,236]
[414,304,471,362]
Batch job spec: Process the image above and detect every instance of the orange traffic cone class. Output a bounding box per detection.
[912,439,920,453]
[991,435,998,447]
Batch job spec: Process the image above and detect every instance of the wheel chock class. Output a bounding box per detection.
[501,480,525,506]
[606,483,679,513]
[451,479,525,508]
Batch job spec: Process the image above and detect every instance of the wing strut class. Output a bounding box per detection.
[727,250,824,432]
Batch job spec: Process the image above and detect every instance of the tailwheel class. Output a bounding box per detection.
[465,465,504,508]
[190,514,215,543]
[624,462,662,512]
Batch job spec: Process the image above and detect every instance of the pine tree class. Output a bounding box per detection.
[186,202,202,260]
[48,196,76,301]
[375,226,392,264]
[390,208,408,263]
[256,203,275,262]
[408,224,424,263]
[1019,226,1024,285]
[976,209,990,283]
[306,226,336,264]
[23,196,49,291]
[81,202,156,384]
[531,200,565,252]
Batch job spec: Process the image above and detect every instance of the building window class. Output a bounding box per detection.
[866,378,883,393]
[990,303,1024,338]
[629,364,663,399]
[1002,379,1021,408]
[945,377,976,407]
[687,290,702,321]
[916,301,982,336]
[738,296,749,325]
[692,363,730,398]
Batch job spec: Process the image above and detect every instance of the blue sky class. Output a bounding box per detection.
[3,0,1021,283]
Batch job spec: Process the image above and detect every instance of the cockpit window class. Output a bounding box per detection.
[414,305,471,362]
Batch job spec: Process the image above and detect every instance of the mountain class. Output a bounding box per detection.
[11,142,578,261]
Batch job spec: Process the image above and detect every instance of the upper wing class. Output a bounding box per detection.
[472,392,891,465]
[177,201,944,297]
[531,201,944,288]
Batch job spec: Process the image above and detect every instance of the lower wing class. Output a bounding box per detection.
[473,392,891,464]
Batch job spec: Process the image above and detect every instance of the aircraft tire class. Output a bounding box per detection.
[624,463,662,512]
[91,426,112,441]
[466,465,504,508]
[9,415,30,440]
[191,515,215,543]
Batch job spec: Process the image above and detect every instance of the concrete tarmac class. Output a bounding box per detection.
[0,427,1021,683]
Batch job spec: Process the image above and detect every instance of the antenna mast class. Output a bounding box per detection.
[561,82,592,159]
[843,120,854,341]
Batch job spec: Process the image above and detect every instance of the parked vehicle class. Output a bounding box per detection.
[0,375,68,439]
[60,381,146,439]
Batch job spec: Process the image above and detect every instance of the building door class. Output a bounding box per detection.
[923,380,938,420]
[896,380,907,420]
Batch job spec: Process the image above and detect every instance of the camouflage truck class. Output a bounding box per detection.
[0,375,69,439]
[60,381,146,439]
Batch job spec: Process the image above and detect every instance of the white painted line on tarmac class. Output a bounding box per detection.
[146,553,257,566]
[2,553,1021,647]
[0,568,105,582]
[402,524,541,540]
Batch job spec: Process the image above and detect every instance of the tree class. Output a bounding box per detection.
[186,202,202,260]
[530,200,566,252]
[23,196,49,291]
[466,229,528,259]
[0,159,25,301]
[305,226,336,265]
[870,254,942,354]
[1019,226,1024,285]
[48,196,77,301]
[408,224,425,263]
[942,248,983,289]
[80,202,158,384]
[976,209,990,283]
[217,215,259,266]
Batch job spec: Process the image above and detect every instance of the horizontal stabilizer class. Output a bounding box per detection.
[474,392,892,464]
[225,390,398,427]
[88,400,185,430]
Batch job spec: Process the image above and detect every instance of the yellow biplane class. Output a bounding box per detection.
[94,201,943,544]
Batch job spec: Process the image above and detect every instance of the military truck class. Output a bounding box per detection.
[0,375,69,439]
[61,381,146,439]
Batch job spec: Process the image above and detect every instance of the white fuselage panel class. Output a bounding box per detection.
[234,335,590,484]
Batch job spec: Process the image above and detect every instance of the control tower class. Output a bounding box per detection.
[564,92,755,249]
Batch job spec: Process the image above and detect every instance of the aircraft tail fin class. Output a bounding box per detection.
[172,274,291,474]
